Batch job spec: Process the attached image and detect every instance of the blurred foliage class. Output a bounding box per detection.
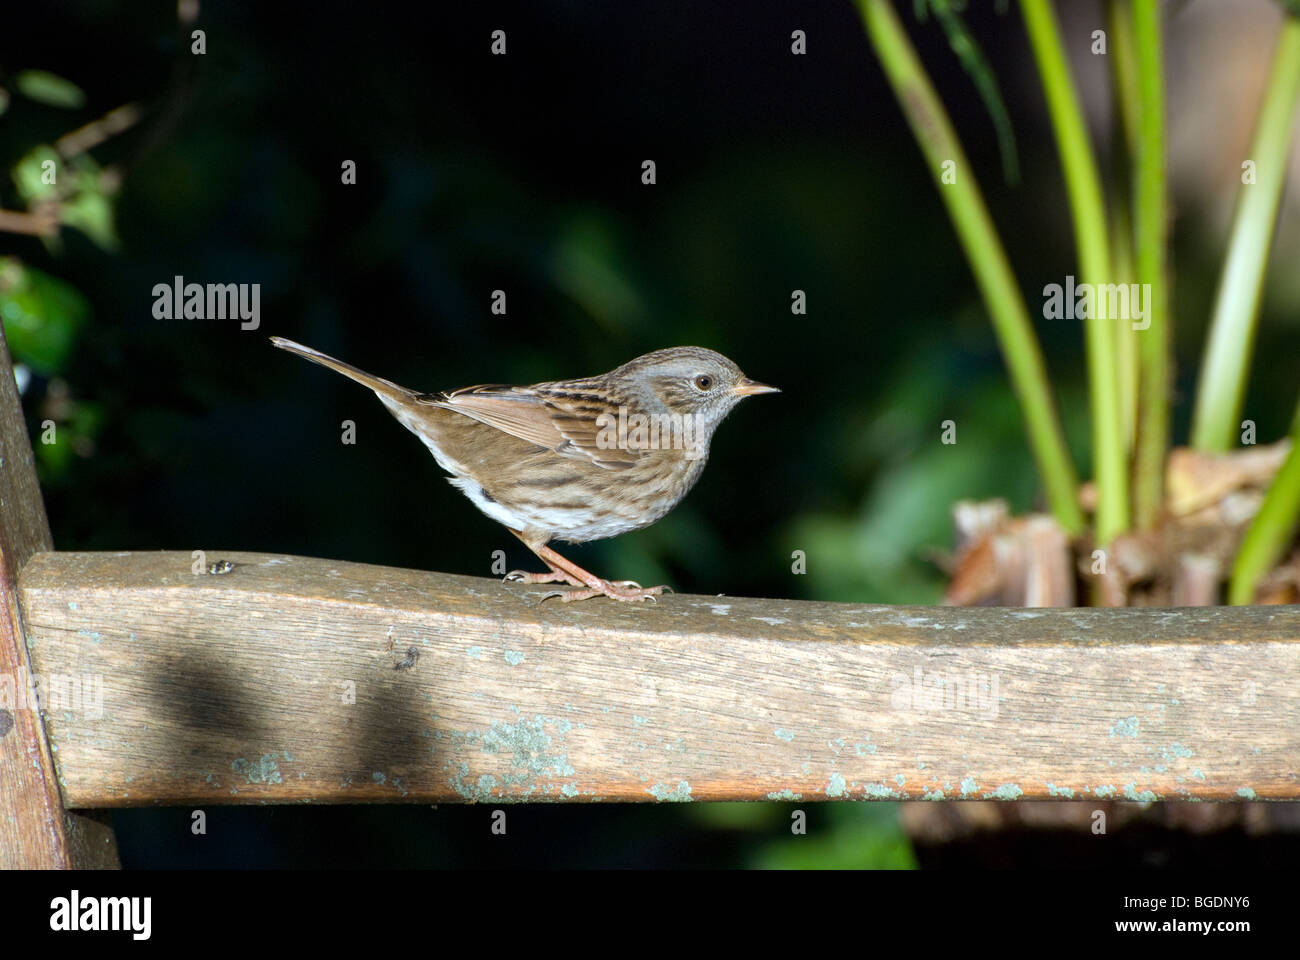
[11,144,61,200]
[14,69,86,110]
[11,147,121,253]
[1,61,118,484]
[692,802,917,868]
[915,0,1020,184]
[753,804,918,869]
[0,257,88,374]
[6,67,122,254]
[0,257,103,478]
[52,159,121,251]
[2,0,1297,870]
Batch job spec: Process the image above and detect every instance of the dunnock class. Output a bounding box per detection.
[270,338,777,601]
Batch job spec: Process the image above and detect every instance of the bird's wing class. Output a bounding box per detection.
[419,384,640,469]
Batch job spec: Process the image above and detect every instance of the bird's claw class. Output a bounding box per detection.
[538,582,667,603]
[506,569,579,586]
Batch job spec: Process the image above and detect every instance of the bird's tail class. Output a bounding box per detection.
[269,337,415,401]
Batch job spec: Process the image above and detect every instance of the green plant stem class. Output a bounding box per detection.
[1228,405,1300,604]
[1109,0,1140,459]
[1019,0,1127,546]
[1131,0,1170,529]
[1190,14,1300,453]
[858,0,1084,535]
[1110,195,1137,455]
[1109,0,1142,157]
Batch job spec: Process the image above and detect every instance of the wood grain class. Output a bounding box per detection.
[0,327,118,868]
[18,549,1299,805]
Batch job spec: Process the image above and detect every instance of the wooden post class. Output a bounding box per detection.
[18,549,1300,805]
[0,327,118,868]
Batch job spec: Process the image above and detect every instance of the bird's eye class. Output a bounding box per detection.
[693,374,714,391]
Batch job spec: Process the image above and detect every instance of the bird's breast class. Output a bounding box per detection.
[489,447,706,543]
[379,392,711,543]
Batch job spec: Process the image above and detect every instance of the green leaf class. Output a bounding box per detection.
[15,70,87,109]
[915,0,1020,184]
[60,183,119,251]
[0,258,90,375]
[11,150,122,251]
[12,146,62,202]
[35,398,105,481]
[753,804,917,869]
[34,395,105,476]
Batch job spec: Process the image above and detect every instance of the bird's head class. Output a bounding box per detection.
[617,346,778,437]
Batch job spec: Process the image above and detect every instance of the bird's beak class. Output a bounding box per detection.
[732,378,780,396]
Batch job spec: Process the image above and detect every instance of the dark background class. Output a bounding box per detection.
[4,0,1298,867]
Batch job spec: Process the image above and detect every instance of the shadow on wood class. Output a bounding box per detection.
[17,550,1300,806]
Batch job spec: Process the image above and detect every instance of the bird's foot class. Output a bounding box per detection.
[609,580,673,593]
[508,534,671,603]
[504,569,582,587]
[540,580,667,603]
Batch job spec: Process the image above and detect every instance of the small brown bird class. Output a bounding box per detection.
[270,338,778,601]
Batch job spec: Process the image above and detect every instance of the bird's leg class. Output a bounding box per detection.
[502,529,666,602]
[502,530,586,587]
[530,542,666,603]
[504,569,574,585]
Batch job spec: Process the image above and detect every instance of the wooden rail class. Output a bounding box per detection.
[16,549,1299,806]
[0,330,118,868]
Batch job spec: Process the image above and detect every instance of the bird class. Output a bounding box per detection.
[270,338,778,601]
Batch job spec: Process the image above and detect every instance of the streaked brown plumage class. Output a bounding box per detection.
[270,338,778,601]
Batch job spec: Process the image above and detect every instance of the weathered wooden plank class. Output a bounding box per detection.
[0,328,118,867]
[17,549,1300,805]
